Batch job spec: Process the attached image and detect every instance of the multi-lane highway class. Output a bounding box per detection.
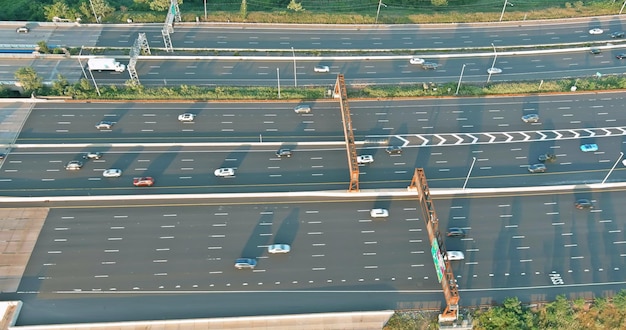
[10,188,626,325]
[5,16,626,50]
[3,93,626,196]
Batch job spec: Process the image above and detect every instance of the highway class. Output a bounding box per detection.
[4,48,626,87]
[10,189,626,325]
[5,16,626,50]
[3,93,626,196]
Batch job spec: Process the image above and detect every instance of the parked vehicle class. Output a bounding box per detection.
[88,58,126,72]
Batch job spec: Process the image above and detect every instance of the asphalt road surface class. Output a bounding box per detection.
[8,189,626,325]
[5,17,626,50]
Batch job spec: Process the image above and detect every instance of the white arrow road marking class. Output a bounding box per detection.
[465,134,478,144]
[395,135,411,147]
[414,135,429,146]
[536,132,548,140]
[520,132,531,141]
[503,133,514,142]
[485,133,496,143]
[452,134,464,145]
[434,134,446,146]
[616,127,626,134]
[583,129,595,137]
[553,131,563,139]
[571,130,580,138]
[601,128,612,136]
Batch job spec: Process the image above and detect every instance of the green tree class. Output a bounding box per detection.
[79,0,115,22]
[36,41,50,54]
[287,0,304,12]
[51,74,69,95]
[476,297,535,330]
[431,0,448,6]
[240,0,247,20]
[134,0,183,12]
[538,295,577,329]
[14,67,43,95]
[43,0,78,21]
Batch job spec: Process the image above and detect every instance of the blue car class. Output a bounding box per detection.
[580,144,598,152]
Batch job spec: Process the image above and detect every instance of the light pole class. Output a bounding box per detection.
[487,43,497,84]
[88,0,100,23]
[621,0,626,15]
[602,152,623,184]
[277,68,281,99]
[455,64,466,95]
[204,0,207,20]
[291,47,297,87]
[499,0,513,22]
[376,0,387,24]
[463,157,477,189]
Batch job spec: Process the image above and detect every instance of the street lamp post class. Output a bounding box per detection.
[499,0,513,22]
[376,0,387,24]
[621,0,626,14]
[455,64,466,95]
[204,0,207,20]
[463,157,477,189]
[602,152,624,184]
[277,68,281,99]
[291,47,297,87]
[487,43,497,84]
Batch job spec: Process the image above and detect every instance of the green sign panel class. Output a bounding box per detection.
[431,239,445,283]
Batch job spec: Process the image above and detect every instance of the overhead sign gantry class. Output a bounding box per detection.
[408,168,460,322]
[162,0,182,52]
[334,74,360,192]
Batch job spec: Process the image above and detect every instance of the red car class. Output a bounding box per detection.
[133,177,154,187]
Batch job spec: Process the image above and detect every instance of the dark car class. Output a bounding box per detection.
[95,121,114,130]
[538,153,557,162]
[234,258,257,269]
[528,163,547,173]
[421,62,438,70]
[386,146,402,154]
[575,199,594,210]
[611,31,625,38]
[617,53,626,59]
[446,228,466,237]
[275,148,292,158]
[0,153,5,160]
[590,48,601,54]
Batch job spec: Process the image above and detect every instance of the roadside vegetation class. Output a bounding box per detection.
[383,291,626,330]
[3,0,625,25]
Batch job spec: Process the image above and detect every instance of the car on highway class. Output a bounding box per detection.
[446,228,466,237]
[589,28,604,35]
[357,155,374,164]
[575,199,594,210]
[83,152,102,160]
[95,121,114,130]
[611,31,625,38]
[0,153,5,160]
[370,208,389,218]
[538,153,557,162]
[528,163,547,173]
[178,113,195,122]
[580,144,598,152]
[267,244,291,254]
[133,177,154,187]
[521,114,539,123]
[65,160,83,171]
[385,146,402,154]
[421,62,438,70]
[214,167,235,177]
[102,169,122,178]
[16,26,29,33]
[445,251,465,261]
[616,53,626,59]
[234,258,257,269]
[294,104,311,114]
[409,57,425,65]
[590,48,601,54]
[487,67,502,74]
[313,65,330,73]
[275,148,292,158]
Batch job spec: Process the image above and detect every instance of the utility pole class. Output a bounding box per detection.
[487,43,497,84]
[291,47,297,87]
[455,64,466,95]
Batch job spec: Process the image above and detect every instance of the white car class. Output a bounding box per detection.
[445,251,465,261]
[487,67,502,74]
[409,57,425,65]
[370,208,389,218]
[267,244,291,254]
[589,28,604,35]
[357,155,374,164]
[313,65,330,73]
[178,113,195,122]
[102,169,122,178]
[214,167,235,177]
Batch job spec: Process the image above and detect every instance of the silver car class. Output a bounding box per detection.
[267,244,291,254]
[294,105,311,114]
[234,258,257,269]
[521,114,539,123]
[65,160,83,171]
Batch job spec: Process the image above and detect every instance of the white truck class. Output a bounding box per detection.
[87,58,126,72]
